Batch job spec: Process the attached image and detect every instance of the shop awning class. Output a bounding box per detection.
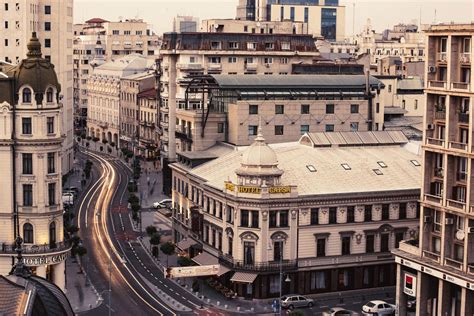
[176,239,197,251]
[217,265,230,276]
[230,271,258,284]
[192,252,219,266]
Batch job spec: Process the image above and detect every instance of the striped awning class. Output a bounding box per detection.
[230,271,258,284]
[176,239,197,251]
[192,252,219,266]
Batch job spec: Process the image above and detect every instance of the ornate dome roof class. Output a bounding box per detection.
[8,32,60,98]
[241,129,279,167]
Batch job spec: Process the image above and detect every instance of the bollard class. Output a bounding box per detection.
[237,306,241,311]
[224,304,228,309]
[216,301,220,306]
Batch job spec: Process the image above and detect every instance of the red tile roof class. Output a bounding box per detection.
[138,88,157,99]
[86,18,109,24]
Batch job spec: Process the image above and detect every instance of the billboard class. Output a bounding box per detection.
[165,265,220,278]
[404,272,417,297]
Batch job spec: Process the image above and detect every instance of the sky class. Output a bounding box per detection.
[74,0,474,35]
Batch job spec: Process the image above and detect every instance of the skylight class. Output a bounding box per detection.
[411,160,421,166]
[341,163,351,170]
[377,161,387,168]
[306,165,317,172]
[373,169,383,175]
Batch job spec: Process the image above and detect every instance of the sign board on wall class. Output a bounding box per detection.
[22,253,68,266]
[404,272,417,297]
[224,182,291,194]
[165,265,220,278]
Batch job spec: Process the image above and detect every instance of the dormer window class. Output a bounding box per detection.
[23,88,32,103]
[46,88,54,103]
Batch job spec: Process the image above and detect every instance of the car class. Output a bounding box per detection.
[323,307,359,316]
[362,300,396,316]
[62,192,74,206]
[153,199,172,209]
[280,295,314,310]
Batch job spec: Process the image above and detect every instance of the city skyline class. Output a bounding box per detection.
[74,0,474,34]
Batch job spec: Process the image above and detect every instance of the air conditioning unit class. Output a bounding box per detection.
[468,227,474,234]
[427,124,435,130]
[428,65,437,73]
[424,216,432,223]
[445,218,454,225]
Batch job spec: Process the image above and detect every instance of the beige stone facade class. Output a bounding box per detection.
[138,89,159,158]
[394,23,474,316]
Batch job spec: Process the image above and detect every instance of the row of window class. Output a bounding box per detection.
[21,88,55,104]
[208,56,289,64]
[208,41,292,51]
[248,122,359,136]
[248,104,359,115]
[4,3,50,13]
[22,182,56,206]
[111,30,144,35]
[22,222,56,245]
[21,117,55,135]
[22,152,57,175]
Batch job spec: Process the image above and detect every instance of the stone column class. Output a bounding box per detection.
[460,287,473,316]
[53,261,66,291]
[415,271,431,316]
[36,265,47,278]
[396,264,407,316]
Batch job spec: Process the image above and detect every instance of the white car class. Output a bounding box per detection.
[362,300,396,315]
[62,192,74,205]
[153,199,172,209]
[323,307,359,316]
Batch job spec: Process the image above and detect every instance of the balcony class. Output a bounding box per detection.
[444,257,463,270]
[0,241,71,255]
[398,240,420,257]
[434,111,446,120]
[429,80,447,89]
[426,137,445,147]
[207,63,222,71]
[452,82,470,91]
[447,199,466,211]
[468,265,474,275]
[175,129,193,142]
[449,141,468,151]
[219,255,298,272]
[422,250,441,263]
[424,193,442,204]
[298,252,393,269]
[177,63,204,71]
[245,63,258,71]
[436,52,448,63]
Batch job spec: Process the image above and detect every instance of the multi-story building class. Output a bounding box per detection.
[394,23,474,316]
[171,130,421,299]
[158,32,319,190]
[0,34,70,290]
[177,74,383,152]
[86,54,151,146]
[236,0,345,41]
[173,16,200,33]
[201,19,308,35]
[138,89,159,159]
[119,72,155,152]
[1,0,75,174]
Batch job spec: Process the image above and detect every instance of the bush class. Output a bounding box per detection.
[146,225,157,237]
[100,146,103,152]
[128,194,139,205]
[102,139,108,144]
[127,183,137,192]
[131,203,141,213]
[77,137,81,142]
[178,256,194,267]
[107,146,112,153]
[92,137,100,142]
[110,142,116,147]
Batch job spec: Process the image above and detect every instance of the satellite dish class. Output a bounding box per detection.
[456,230,465,241]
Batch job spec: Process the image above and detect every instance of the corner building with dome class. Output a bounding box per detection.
[0,33,70,290]
[171,129,423,299]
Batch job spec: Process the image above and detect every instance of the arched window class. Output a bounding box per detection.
[46,88,54,103]
[23,223,34,244]
[49,222,56,248]
[22,88,32,103]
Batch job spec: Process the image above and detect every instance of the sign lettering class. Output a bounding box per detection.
[22,253,68,266]
[225,183,291,195]
[165,265,220,278]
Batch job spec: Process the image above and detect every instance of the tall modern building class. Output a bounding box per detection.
[394,23,474,316]
[1,0,75,174]
[236,0,345,41]
[0,34,70,290]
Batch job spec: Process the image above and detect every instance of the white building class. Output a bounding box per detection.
[1,0,75,174]
[0,34,70,290]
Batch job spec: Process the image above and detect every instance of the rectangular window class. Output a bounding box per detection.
[251,211,259,228]
[366,235,375,253]
[22,117,32,134]
[248,125,258,136]
[300,125,309,135]
[280,57,289,64]
[365,205,372,221]
[310,208,319,225]
[249,104,258,115]
[329,207,337,224]
[269,211,277,228]
[264,57,273,64]
[44,38,51,48]
[23,184,33,206]
[274,240,283,261]
[321,8,337,40]
[317,238,326,257]
[382,204,390,220]
[380,234,389,252]
[22,153,33,174]
[326,104,335,114]
[279,210,289,227]
[4,21,8,29]
[350,104,359,113]
[395,232,404,248]
[44,22,51,31]
[48,182,56,205]
[341,236,351,255]
[350,122,359,132]
[47,153,55,174]
[304,7,309,23]
[290,7,295,21]
[244,242,254,265]
[399,203,407,219]
[240,210,249,227]
[229,41,239,49]
[44,5,51,14]
[301,104,310,114]
[217,123,224,133]
[280,6,284,21]
[208,57,221,63]
[275,125,284,135]
[228,57,237,63]
[325,124,334,132]
[347,206,355,223]
[310,271,327,290]
[275,104,284,114]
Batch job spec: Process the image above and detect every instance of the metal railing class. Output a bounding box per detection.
[452,82,470,90]
[447,199,466,211]
[219,255,298,272]
[0,241,70,255]
[426,138,445,147]
[444,257,463,270]
[449,141,468,151]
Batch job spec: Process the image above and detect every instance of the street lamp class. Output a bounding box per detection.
[267,239,291,316]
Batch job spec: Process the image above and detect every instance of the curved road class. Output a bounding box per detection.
[75,150,210,316]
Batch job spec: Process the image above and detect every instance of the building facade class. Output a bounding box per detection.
[201,19,308,35]
[0,34,70,290]
[137,88,159,159]
[1,0,75,174]
[173,16,200,33]
[394,24,474,316]
[171,130,421,299]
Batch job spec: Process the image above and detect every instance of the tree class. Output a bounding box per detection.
[160,242,175,267]
[146,225,157,237]
[131,203,141,213]
[149,233,161,257]
[178,256,193,267]
[128,194,139,205]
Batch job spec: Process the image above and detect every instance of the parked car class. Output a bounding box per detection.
[62,192,74,205]
[323,307,359,316]
[280,295,314,310]
[153,199,172,209]
[362,300,396,315]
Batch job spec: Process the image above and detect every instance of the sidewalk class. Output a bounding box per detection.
[137,165,169,209]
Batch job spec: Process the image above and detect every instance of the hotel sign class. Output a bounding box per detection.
[22,253,68,266]
[225,182,291,195]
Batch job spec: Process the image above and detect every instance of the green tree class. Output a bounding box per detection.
[178,256,193,267]
[149,233,161,257]
[128,194,139,205]
[146,225,157,237]
[160,242,175,267]
[131,203,141,213]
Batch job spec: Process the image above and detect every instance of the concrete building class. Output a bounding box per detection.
[1,0,74,174]
[394,24,474,316]
[171,130,421,299]
[236,0,345,41]
[173,16,200,33]
[119,72,155,152]
[137,88,159,159]
[0,34,70,290]
[86,54,151,147]
[201,19,307,35]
